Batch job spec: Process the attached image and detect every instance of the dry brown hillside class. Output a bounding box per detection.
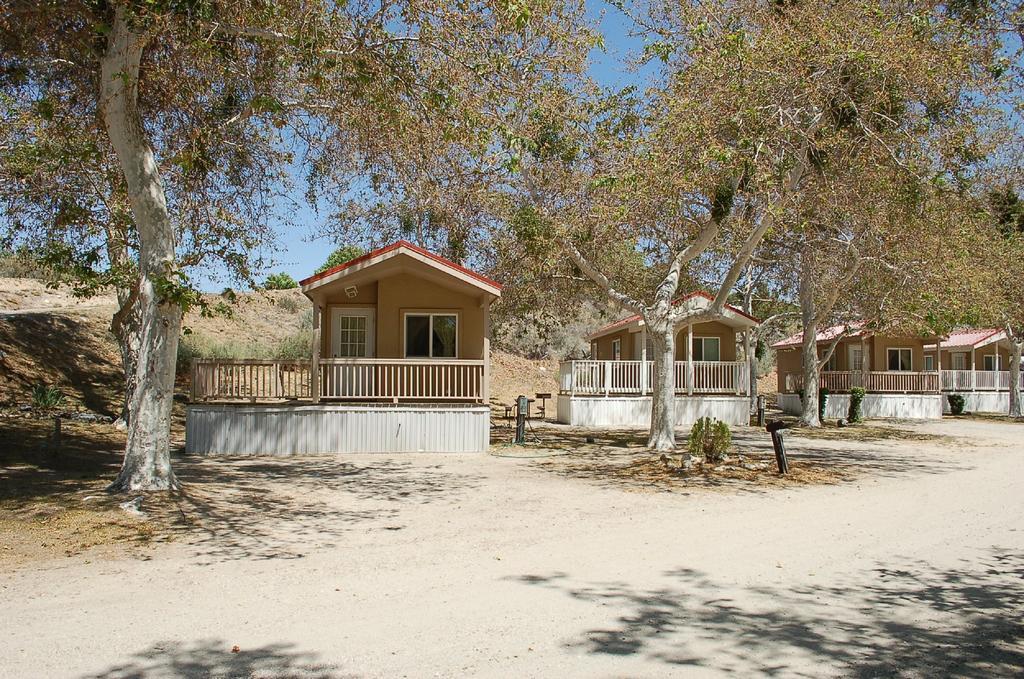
[0,278,557,414]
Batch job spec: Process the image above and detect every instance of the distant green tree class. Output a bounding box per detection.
[263,273,298,290]
[315,245,366,274]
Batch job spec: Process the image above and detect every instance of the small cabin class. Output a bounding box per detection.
[557,291,759,427]
[186,241,501,455]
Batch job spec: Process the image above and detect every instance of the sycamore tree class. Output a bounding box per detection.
[0,0,589,490]
[510,0,1005,451]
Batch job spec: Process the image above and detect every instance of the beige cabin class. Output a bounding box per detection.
[556,292,759,427]
[186,241,501,455]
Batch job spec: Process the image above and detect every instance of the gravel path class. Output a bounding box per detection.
[2,418,1022,678]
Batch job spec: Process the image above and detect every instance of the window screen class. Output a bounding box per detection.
[694,337,720,361]
[405,315,431,357]
[887,348,912,371]
[405,313,457,358]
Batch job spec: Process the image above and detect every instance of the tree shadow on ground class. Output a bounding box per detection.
[508,548,1024,676]
[156,453,483,564]
[512,425,958,494]
[87,638,351,679]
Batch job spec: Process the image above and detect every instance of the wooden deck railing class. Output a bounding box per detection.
[940,370,1024,391]
[191,358,486,403]
[319,358,485,401]
[559,360,749,396]
[191,359,313,401]
[784,371,940,394]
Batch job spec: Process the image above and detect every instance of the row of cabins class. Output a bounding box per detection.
[774,325,1021,418]
[185,241,1019,455]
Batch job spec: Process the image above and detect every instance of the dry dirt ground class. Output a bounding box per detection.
[1,417,1022,678]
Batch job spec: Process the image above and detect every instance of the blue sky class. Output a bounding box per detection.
[195,1,650,291]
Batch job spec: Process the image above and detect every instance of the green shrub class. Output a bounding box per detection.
[263,272,298,290]
[948,393,966,415]
[848,387,866,423]
[818,387,829,421]
[31,383,65,409]
[687,417,732,463]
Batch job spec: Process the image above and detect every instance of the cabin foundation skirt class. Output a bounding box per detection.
[186,403,490,455]
[556,394,750,427]
[776,393,943,419]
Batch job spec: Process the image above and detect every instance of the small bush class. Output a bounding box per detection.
[263,272,298,290]
[848,387,866,423]
[948,393,966,415]
[275,294,304,313]
[687,417,732,463]
[818,387,829,421]
[31,383,65,409]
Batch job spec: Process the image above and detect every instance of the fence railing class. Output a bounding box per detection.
[940,370,1024,391]
[319,358,485,401]
[559,360,749,396]
[191,358,486,403]
[784,371,940,394]
[191,359,312,402]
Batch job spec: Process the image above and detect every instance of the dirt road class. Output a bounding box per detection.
[2,418,1022,678]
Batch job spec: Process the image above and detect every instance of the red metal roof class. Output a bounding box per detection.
[588,291,760,340]
[933,328,1003,349]
[299,240,502,291]
[772,322,868,349]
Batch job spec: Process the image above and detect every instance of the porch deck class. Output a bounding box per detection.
[190,358,488,404]
[781,370,1024,395]
[559,360,750,396]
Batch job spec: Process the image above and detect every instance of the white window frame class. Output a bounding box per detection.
[887,347,913,372]
[402,311,459,359]
[984,354,1002,371]
[821,350,839,372]
[693,336,721,362]
[951,352,968,370]
[612,338,621,361]
[924,354,936,372]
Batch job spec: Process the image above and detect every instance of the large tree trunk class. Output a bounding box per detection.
[1009,337,1022,419]
[647,320,677,454]
[798,251,821,427]
[100,7,182,491]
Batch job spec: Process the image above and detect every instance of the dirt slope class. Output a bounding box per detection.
[0,278,557,412]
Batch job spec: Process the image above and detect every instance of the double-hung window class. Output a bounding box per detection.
[984,355,1002,371]
[887,348,912,371]
[693,337,721,362]
[405,313,457,358]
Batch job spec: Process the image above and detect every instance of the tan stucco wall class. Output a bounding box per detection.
[591,321,738,362]
[593,329,633,361]
[317,273,488,360]
[675,321,737,361]
[872,336,929,372]
[933,345,1012,370]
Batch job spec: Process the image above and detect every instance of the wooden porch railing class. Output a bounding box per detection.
[940,370,1024,391]
[784,371,940,394]
[191,358,486,403]
[559,360,749,396]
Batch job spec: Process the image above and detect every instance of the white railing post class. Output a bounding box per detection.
[311,304,321,404]
[604,361,612,397]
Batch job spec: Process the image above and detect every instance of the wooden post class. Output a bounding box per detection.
[640,325,648,395]
[742,329,751,396]
[482,303,491,406]
[971,347,976,391]
[686,324,694,396]
[311,302,321,403]
[859,337,868,388]
[935,338,942,393]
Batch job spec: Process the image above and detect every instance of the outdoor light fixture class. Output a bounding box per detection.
[345,285,358,298]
